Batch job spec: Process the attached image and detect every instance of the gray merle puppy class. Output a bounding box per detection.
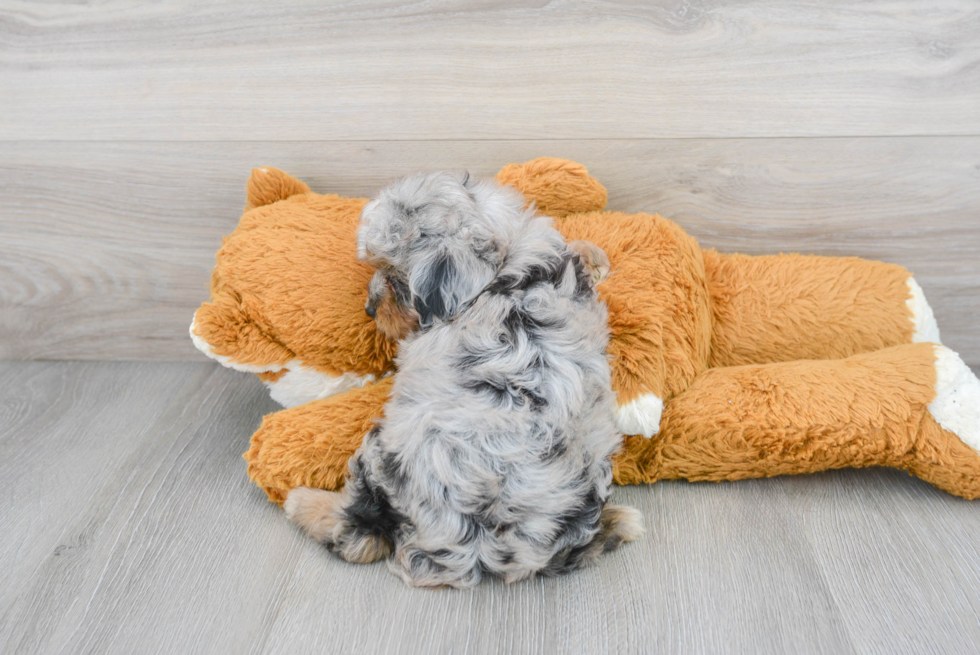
[284,171,643,588]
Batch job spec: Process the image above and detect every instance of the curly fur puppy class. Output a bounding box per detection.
[285,172,642,588]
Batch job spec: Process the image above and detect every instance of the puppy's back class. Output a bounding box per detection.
[377,218,629,586]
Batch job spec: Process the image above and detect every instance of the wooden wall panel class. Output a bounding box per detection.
[3,138,977,363]
[2,0,979,140]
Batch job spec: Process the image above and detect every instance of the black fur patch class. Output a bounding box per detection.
[602,533,624,553]
[501,306,527,336]
[343,475,407,546]
[462,377,548,412]
[486,250,594,300]
[414,256,453,325]
[460,516,483,545]
[524,389,548,411]
[541,541,598,576]
[542,437,568,462]
[380,450,407,490]
[410,550,449,574]
[486,264,552,296]
[457,350,493,371]
[553,487,602,545]
[493,522,513,536]
[463,378,511,404]
[507,306,564,336]
[395,200,430,218]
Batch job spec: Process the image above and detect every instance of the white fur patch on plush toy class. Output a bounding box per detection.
[907,277,941,344]
[265,363,375,408]
[615,393,664,438]
[190,318,374,406]
[929,345,980,454]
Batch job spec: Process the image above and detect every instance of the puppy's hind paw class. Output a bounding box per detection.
[284,487,344,545]
[600,504,645,551]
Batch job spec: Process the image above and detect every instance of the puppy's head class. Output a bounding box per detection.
[358,171,522,331]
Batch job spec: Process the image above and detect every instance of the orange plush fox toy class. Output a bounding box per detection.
[191,158,980,504]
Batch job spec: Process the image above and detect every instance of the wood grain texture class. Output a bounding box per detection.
[2,0,979,140]
[781,469,980,653]
[2,361,980,655]
[3,138,978,363]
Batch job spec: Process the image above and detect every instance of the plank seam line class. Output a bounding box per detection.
[2,134,980,145]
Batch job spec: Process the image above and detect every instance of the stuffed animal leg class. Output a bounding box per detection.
[704,250,940,367]
[245,343,980,503]
[245,378,393,504]
[614,342,980,499]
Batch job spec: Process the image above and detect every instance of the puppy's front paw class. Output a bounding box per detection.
[284,487,344,545]
[614,393,663,438]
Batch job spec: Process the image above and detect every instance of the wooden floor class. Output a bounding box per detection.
[3,360,980,655]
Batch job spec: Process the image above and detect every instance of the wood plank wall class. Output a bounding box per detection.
[2,1,978,362]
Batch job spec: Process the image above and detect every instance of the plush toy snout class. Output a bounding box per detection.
[190,297,293,373]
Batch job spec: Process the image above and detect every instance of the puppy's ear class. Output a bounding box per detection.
[412,256,450,324]
[411,252,494,326]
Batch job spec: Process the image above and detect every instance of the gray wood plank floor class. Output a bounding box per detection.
[3,361,980,655]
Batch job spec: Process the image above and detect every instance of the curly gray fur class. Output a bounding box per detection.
[285,171,642,588]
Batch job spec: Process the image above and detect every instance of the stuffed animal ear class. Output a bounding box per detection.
[245,167,312,210]
[496,157,607,218]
